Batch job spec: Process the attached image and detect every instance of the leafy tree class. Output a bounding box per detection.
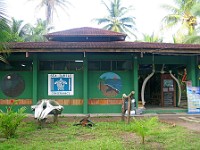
[25,18,54,42]
[93,0,136,39]
[162,0,200,43]
[29,0,71,25]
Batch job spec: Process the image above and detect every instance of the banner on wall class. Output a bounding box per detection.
[186,82,200,114]
[48,74,74,96]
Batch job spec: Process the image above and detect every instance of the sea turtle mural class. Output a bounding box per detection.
[98,72,122,97]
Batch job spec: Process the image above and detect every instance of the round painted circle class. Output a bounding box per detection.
[1,73,25,97]
[98,72,122,97]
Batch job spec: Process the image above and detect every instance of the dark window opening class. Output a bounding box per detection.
[88,60,132,71]
[39,61,83,71]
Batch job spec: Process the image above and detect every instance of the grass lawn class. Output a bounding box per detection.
[0,116,200,150]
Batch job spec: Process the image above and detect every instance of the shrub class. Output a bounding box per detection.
[132,116,159,144]
[0,100,27,139]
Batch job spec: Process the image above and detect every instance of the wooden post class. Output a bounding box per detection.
[121,95,125,121]
[121,91,135,124]
[127,96,131,124]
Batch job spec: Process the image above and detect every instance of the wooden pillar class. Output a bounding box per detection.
[133,56,139,108]
[32,54,38,104]
[83,56,88,114]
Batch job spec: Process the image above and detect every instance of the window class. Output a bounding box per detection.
[88,60,132,71]
[39,61,83,71]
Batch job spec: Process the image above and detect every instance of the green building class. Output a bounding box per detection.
[0,27,200,114]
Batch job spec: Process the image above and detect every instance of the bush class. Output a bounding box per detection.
[0,100,27,139]
[132,116,159,144]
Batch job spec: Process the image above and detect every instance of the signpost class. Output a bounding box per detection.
[186,81,200,114]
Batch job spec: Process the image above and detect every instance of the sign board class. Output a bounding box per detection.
[48,74,74,96]
[187,83,200,114]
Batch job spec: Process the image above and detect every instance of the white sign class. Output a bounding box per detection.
[48,74,74,96]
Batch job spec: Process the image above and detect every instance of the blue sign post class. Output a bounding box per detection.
[48,74,74,96]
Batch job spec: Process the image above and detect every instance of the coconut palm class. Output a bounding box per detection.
[139,33,163,43]
[9,18,31,40]
[0,0,7,20]
[183,28,200,43]
[29,0,71,25]
[0,0,9,41]
[25,18,54,42]
[0,21,10,63]
[93,0,136,39]
[162,0,200,43]
[0,0,9,63]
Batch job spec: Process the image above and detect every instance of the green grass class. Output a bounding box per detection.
[0,117,200,150]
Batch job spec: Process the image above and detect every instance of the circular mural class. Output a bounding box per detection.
[1,73,25,97]
[98,72,122,97]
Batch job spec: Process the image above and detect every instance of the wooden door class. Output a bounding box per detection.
[161,74,176,107]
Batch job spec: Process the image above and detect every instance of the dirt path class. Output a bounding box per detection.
[27,114,200,132]
[157,114,200,132]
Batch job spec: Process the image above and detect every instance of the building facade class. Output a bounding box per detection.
[0,27,200,114]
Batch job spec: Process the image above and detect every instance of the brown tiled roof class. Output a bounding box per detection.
[45,27,127,42]
[9,41,200,54]
[6,26,200,54]
[45,27,127,37]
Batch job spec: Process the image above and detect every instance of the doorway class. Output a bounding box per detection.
[161,74,176,107]
[139,64,186,108]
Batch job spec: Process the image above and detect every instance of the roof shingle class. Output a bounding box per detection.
[9,41,200,54]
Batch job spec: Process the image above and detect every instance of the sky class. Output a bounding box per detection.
[6,0,174,41]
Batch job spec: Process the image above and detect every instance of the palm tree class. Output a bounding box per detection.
[0,0,9,64]
[0,0,7,20]
[2,18,32,42]
[183,28,200,43]
[9,18,31,40]
[93,0,136,39]
[162,0,200,43]
[29,0,71,25]
[139,33,163,43]
[0,0,9,41]
[25,18,54,42]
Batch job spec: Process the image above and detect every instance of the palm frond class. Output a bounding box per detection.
[92,18,111,25]
[191,2,200,16]
[162,14,181,28]
[183,34,200,43]
[93,0,136,37]
[101,0,112,16]
[0,55,8,64]
[161,4,180,14]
